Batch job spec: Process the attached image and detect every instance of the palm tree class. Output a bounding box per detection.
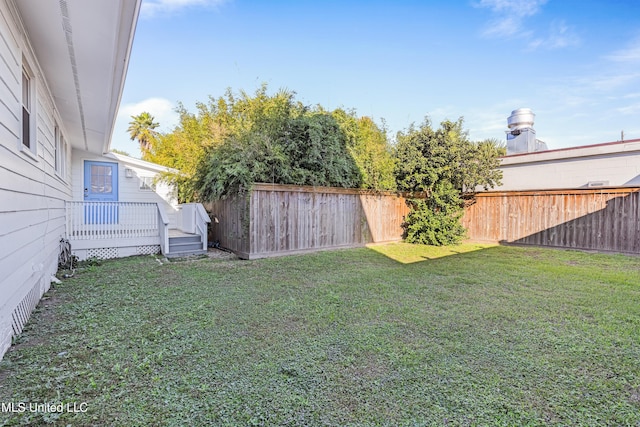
[127,112,159,157]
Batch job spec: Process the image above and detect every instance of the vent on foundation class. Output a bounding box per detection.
[87,247,118,259]
[11,283,40,336]
[137,245,160,255]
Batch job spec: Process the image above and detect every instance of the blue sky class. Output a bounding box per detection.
[111,0,640,156]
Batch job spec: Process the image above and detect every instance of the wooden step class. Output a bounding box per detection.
[167,229,205,257]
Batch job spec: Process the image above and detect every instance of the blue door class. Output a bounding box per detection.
[84,161,119,224]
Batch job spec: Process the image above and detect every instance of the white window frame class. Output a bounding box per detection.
[54,124,67,180]
[54,124,59,170]
[20,60,37,159]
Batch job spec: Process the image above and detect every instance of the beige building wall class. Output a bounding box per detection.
[493,140,640,191]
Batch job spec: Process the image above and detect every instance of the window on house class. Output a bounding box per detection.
[21,62,36,157]
[61,136,67,179]
[54,126,59,170]
[54,125,67,179]
[139,176,156,191]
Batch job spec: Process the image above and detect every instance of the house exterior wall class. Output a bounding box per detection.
[70,150,179,226]
[0,2,72,358]
[492,140,640,191]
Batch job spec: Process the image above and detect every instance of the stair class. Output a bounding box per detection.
[167,229,207,258]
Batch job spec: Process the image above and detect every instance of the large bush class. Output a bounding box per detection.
[395,118,503,245]
[402,183,467,245]
[196,89,362,200]
[146,85,395,201]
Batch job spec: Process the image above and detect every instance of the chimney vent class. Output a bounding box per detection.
[505,108,548,155]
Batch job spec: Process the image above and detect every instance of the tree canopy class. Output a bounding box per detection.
[395,118,503,195]
[147,85,395,201]
[394,118,504,245]
[332,109,396,191]
[127,112,159,158]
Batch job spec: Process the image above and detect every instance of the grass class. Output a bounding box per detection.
[0,243,639,426]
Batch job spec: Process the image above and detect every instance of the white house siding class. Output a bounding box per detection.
[0,2,72,358]
[70,150,178,225]
[492,141,640,191]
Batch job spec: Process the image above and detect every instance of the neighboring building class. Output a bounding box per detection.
[493,109,640,191]
[496,139,640,191]
[0,0,209,360]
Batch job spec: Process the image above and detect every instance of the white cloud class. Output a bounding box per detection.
[528,20,580,50]
[483,16,531,38]
[469,118,507,141]
[476,0,547,38]
[141,0,227,18]
[464,100,525,141]
[427,106,459,121]
[581,73,640,92]
[617,103,640,115]
[118,97,178,132]
[111,97,179,156]
[475,0,579,50]
[476,0,547,17]
[606,37,640,63]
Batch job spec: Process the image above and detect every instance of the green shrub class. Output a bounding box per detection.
[395,118,503,245]
[402,183,466,245]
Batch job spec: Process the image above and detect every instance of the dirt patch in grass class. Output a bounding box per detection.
[206,248,238,260]
[6,284,67,352]
[628,386,640,404]
[346,355,389,382]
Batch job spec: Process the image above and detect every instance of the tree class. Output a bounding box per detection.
[127,112,159,158]
[395,118,503,245]
[147,85,397,201]
[332,109,397,190]
[145,104,220,202]
[464,138,506,191]
[195,87,362,200]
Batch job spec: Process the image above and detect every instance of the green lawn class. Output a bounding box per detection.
[1,243,639,426]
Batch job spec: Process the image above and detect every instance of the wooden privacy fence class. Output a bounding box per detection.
[206,183,410,259]
[462,188,640,254]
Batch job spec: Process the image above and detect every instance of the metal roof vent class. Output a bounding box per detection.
[507,108,535,131]
[505,108,548,155]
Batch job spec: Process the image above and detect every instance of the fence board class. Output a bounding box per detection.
[207,195,251,258]
[463,188,640,254]
[206,183,410,259]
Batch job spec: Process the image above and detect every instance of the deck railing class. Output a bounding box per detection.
[66,201,161,240]
[176,203,211,250]
[157,203,170,255]
[194,203,211,251]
